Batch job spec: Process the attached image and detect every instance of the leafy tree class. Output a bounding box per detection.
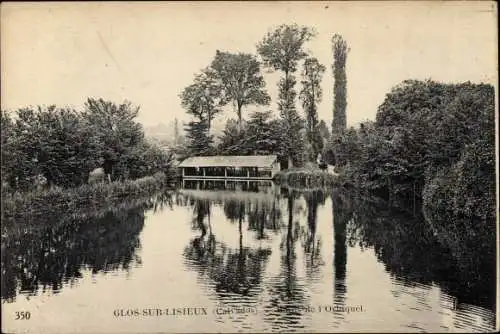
[218,112,280,156]
[115,140,174,180]
[217,118,247,155]
[83,98,144,181]
[331,34,349,137]
[179,69,222,131]
[35,107,102,187]
[242,111,280,155]
[210,51,270,131]
[257,24,315,167]
[1,110,17,189]
[299,57,326,161]
[184,120,214,156]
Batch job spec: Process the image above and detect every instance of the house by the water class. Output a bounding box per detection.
[178,155,280,180]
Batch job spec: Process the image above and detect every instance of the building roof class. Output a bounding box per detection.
[178,155,278,168]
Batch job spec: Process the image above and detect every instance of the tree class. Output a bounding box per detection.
[218,118,246,155]
[218,112,280,156]
[1,110,16,189]
[257,24,315,167]
[180,69,222,131]
[331,34,349,136]
[83,98,144,181]
[210,51,270,131]
[299,57,326,161]
[317,120,330,145]
[173,118,180,146]
[242,111,280,155]
[184,120,214,156]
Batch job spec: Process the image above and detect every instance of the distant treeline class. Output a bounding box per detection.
[1,98,174,191]
[329,80,496,257]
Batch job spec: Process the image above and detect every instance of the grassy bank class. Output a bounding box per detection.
[1,172,174,225]
[274,167,340,188]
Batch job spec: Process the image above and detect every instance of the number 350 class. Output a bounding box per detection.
[15,311,31,320]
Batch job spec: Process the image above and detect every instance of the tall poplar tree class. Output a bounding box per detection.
[331,34,349,136]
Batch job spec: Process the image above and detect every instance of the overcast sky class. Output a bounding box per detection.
[1,1,497,128]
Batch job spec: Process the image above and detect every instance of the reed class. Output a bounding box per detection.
[274,168,340,188]
[1,172,174,224]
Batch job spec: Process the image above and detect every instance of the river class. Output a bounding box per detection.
[1,180,496,333]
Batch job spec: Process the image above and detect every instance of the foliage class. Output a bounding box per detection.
[179,69,223,130]
[2,171,173,226]
[241,111,281,155]
[329,80,495,276]
[332,80,494,200]
[256,24,315,74]
[1,99,173,192]
[217,119,246,155]
[274,168,339,188]
[331,34,349,136]
[217,111,281,156]
[184,120,214,156]
[257,24,315,167]
[299,57,326,161]
[210,50,270,130]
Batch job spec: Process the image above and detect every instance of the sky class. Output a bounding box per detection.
[1,1,497,128]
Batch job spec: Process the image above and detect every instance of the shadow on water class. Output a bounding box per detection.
[1,190,174,303]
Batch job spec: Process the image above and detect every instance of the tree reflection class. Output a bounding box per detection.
[247,197,282,240]
[1,206,146,302]
[263,189,308,329]
[301,190,326,278]
[339,190,496,311]
[184,197,271,297]
[331,191,351,304]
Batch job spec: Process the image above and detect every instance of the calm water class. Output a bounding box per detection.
[1,181,496,333]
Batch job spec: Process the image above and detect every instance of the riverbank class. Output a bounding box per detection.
[1,172,174,225]
[274,167,340,188]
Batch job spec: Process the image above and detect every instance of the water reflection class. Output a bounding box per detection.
[179,182,495,331]
[339,190,496,312]
[1,181,495,332]
[1,191,174,303]
[332,191,350,310]
[2,207,145,302]
[183,196,272,297]
[301,190,326,278]
[263,189,310,330]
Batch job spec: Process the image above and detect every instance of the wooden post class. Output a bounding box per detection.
[182,168,185,178]
[225,167,227,178]
[203,168,206,177]
[247,168,250,179]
